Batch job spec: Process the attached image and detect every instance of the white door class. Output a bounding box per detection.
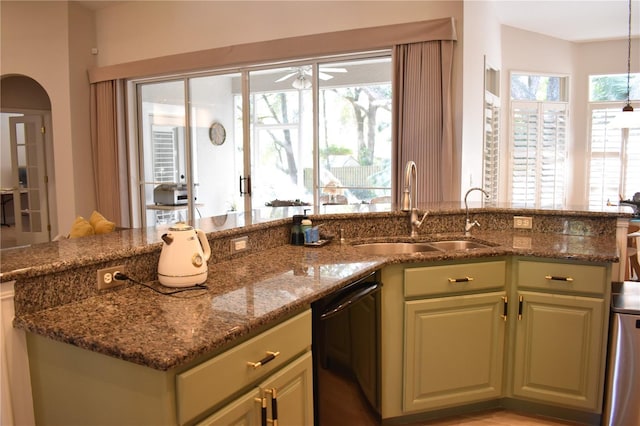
[9,115,50,245]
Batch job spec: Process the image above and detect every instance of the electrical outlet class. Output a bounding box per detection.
[513,216,533,229]
[513,236,532,249]
[97,265,125,290]
[230,236,249,253]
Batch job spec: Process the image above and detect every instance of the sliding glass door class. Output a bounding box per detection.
[138,81,189,226]
[138,73,243,227]
[248,67,313,210]
[133,53,392,227]
[317,57,392,205]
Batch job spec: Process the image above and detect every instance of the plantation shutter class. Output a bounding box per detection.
[511,101,567,207]
[483,93,500,205]
[589,107,640,209]
[151,126,181,223]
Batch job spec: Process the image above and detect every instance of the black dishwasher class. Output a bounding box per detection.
[312,271,382,426]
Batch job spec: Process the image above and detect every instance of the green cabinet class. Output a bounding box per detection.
[27,310,312,426]
[381,259,507,417]
[510,259,609,412]
[198,352,313,426]
[382,257,611,423]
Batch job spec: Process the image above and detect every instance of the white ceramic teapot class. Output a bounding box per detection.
[157,222,211,287]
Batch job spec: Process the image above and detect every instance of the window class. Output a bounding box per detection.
[132,54,391,227]
[587,74,640,209]
[509,73,569,207]
[317,58,392,205]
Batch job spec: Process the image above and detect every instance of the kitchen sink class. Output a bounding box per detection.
[353,242,440,255]
[427,240,491,251]
[353,239,492,255]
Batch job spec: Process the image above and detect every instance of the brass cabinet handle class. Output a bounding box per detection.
[501,296,508,321]
[545,275,574,282]
[254,397,267,426]
[518,295,524,320]
[447,276,474,283]
[265,388,278,426]
[247,351,280,369]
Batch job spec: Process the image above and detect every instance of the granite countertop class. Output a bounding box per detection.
[0,203,631,283]
[12,227,619,371]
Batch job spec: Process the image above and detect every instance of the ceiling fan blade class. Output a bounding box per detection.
[318,72,334,81]
[275,72,296,82]
[319,67,347,73]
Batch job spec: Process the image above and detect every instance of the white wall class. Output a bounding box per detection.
[0,1,97,235]
[461,0,502,201]
[94,1,462,67]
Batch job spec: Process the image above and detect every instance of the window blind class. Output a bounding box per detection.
[483,92,500,205]
[510,101,567,207]
[588,107,640,209]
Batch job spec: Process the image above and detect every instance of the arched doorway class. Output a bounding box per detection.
[1,74,55,248]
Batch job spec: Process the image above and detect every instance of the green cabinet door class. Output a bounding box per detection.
[197,389,261,426]
[512,291,604,411]
[259,352,314,426]
[403,291,506,412]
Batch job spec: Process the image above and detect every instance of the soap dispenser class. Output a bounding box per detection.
[291,215,304,245]
[302,209,317,243]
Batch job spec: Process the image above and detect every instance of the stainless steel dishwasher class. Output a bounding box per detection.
[312,271,382,426]
[604,281,640,426]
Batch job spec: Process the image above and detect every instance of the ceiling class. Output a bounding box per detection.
[494,0,640,42]
[76,0,640,43]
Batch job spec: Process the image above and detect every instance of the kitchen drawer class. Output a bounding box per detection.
[404,260,506,298]
[516,260,607,295]
[176,310,311,425]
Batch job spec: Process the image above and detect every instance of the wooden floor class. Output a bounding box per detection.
[318,367,581,426]
[411,410,584,425]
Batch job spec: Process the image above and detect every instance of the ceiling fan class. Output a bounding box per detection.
[275,65,347,89]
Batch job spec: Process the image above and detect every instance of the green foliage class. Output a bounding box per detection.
[590,74,638,102]
[320,145,352,156]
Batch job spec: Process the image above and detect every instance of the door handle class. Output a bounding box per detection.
[239,175,251,196]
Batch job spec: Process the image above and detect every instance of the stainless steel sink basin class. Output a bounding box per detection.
[353,242,440,255]
[353,239,493,255]
[427,240,491,251]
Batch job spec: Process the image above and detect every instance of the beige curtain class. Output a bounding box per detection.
[90,80,127,225]
[393,40,455,204]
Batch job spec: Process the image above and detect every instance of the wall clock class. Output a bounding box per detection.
[209,122,226,146]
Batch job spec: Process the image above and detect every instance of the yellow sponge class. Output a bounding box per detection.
[89,210,116,235]
[69,216,95,239]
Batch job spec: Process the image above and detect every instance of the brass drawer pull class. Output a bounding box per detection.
[545,275,574,282]
[247,351,280,369]
[448,276,474,283]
